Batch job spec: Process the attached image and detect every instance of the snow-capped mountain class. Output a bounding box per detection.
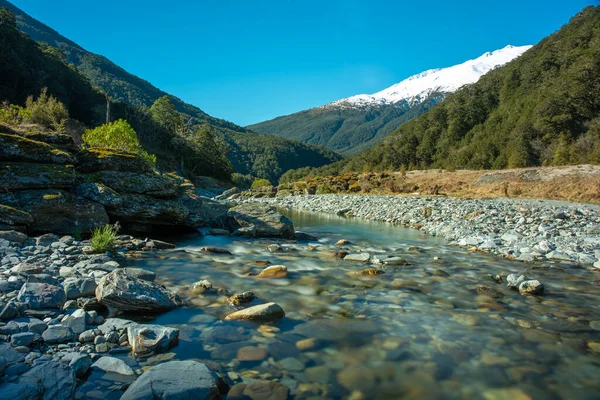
[248,44,532,155]
[326,45,532,109]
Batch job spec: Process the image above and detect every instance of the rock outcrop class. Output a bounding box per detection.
[225,203,295,239]
[0,125,233,234]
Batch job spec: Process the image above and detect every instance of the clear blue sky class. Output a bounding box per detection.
[11,0,596,126]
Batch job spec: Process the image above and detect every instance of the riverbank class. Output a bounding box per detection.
[237,194,600,267]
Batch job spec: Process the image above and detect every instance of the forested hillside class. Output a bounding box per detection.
[248,96,442,155]
[0,0,340,182]
[287,6,600,180]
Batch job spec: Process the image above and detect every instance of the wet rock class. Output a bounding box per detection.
[257,265,288,278]
[336,239,351,245]
[127,324,179,357]
[121,360,222,400]
[96,170,180,198]
[17,283,66,309]
[267,244,283,252]
[191,280,213,294]
[41,325,74,344]
[354,267,384,276]
[225,302,285,322]
[337,364,375,393]
[228,380,289,400]
[18,359,76,400]
[228,291,256,306]
[343,253,371,262]
[78,329,96,343]
[383,256,408,266]
[95,269,183,313]
[295,231,318,241]
[208,228,230,236]
[91,356,135,376]
[506,274,527,290]
[236,346,268,362]
[10,263,43,275]
[519,280,544,296]
[98,318,137,335]
[226,203,296,239]
[200,246,231,254]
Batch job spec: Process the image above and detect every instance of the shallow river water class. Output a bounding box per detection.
[88,209,600,399]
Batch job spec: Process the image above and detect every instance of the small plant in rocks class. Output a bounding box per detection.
[90,223,119,253]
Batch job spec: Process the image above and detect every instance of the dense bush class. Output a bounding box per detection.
[82,119,156,167]
[231,173,255,188]
[24,88,68,131]
[251,178,272,189]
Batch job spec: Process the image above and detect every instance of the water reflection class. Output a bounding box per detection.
[112,210,600,399]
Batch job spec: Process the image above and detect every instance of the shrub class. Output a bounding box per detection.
[232,173,255,189]
[83,119,156,167]
[90,224,119,253]
[25,88,68,132]
[251,178,272,189]
[0,102,29,126]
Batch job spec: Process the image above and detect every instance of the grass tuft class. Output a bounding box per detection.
[90,223,119,253]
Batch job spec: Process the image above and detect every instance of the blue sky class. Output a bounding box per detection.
[11,0,595,126]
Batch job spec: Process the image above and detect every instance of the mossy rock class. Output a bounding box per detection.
[97,171,180,199]
[0,189,109,234]
[0,133,75,164]
[0,204,33,226]
[0,162,86,190]
[76,148,153,173]
[108,194,188,226]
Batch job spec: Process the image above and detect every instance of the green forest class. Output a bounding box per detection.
[249,94,443,155]
[283,6,600,181]
[0,0,340,183]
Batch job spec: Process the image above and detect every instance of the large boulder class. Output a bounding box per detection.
[18,359,76,400]
[0,382,43,400]
[121,360,223,400]
[17,283,66,309]
[97,171,180,198]
[0,133,75,164]
[74,183,122,208]
[63,278,97,299]
[127,324,179,356]
[108,194,187,227]
[0,190,109,234]
[0,204,33,227]
[95,269,183,313]
[76,148,153,173]
[0,163,85,191]
[226,203,295,239]
[180,194,229,228]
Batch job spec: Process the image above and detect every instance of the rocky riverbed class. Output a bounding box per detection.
[237,194,600,268]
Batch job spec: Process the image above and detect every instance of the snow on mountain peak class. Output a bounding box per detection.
[326,45,532,109]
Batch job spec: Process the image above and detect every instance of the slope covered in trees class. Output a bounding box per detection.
[0,0,341,182]
[288,6,600,179]
[248,96,442,155]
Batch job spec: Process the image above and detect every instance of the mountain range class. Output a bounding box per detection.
[0,0,341,182]
[249,45,530,154]
[281,5,600,182]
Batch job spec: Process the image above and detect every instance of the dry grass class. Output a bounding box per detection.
[377,164,600,204]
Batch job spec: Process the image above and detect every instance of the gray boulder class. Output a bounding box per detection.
[95,270,183,313]
[224,302,285,322]
[121,360,222,400]
[91,356,135,376]
[74,182,122,208]
[0,231,27,243]
[0,382,43,400]
[127,324,179,356]
[17,283,66,309]
[18,359,76,400]
[226,203,295,239]
[63,278,97,299]
[41,325,74,344]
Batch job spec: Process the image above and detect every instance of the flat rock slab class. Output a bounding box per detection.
[121,360,222,400]
[225,302,285,322]
[343,253,371,262]
[18,360,76,400]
